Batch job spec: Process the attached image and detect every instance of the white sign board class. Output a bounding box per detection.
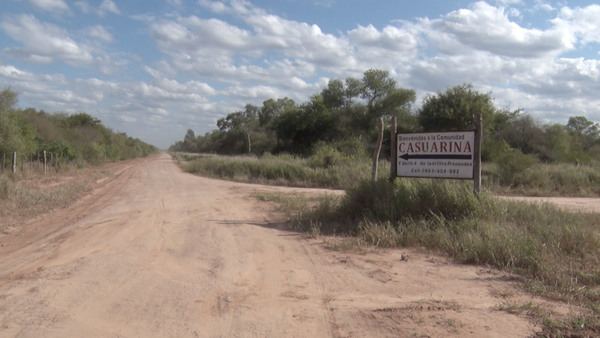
[397,131,475,179]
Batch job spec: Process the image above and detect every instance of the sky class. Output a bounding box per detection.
[0,0,599,149]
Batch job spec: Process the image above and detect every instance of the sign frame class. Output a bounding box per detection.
[396,130,476,180]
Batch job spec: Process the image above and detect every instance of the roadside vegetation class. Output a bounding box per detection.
[1,88,156,169]
[170,69,600,336]
[248,178,600,336]
[0,87,157,220]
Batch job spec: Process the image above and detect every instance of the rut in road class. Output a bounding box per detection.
[0,153,547,337]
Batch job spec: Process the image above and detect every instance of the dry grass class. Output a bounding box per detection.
[0,164,111,220]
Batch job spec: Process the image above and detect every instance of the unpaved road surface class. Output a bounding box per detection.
[0,154,570,337]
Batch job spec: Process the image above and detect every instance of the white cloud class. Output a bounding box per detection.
[86,25,113,43]
[166,0,183,6]
[0,14,93,65]
[553,4,600,45]
[28,0,70,14]
[98,0,120,16]
[74,0,93,14]
[348,24,418,68]
[74,0,120,16]
[197,0,230,14]
[427,1,572,58]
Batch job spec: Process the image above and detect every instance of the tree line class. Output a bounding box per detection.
[171,68,600,165]
[0,88,157,167]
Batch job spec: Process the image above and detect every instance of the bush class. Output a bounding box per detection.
[494,149,538,185]
[513,163,600,196]
[45,142,76,161]
[325,178,484,233]
[81,142,106,165]
[307,144,348,168]
[331,138,367,158]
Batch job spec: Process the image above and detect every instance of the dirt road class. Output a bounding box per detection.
[0,153,563,337]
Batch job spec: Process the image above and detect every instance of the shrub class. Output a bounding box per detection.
[307,143,348,168]
[494,149,538,185]
[339,178,483,227]
[514,163,600,196]
[81,142,106,165]
[45,142,76,161]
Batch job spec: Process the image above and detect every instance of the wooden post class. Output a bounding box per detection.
[43,151,47,174]
[473,113,483,195]
[390,116,397,182]
[2,153,4,174]
[372,117,384,183]
[12,152,16,174]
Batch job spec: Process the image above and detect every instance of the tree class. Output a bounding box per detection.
[343,69,416,137]
[259,97,295,128]
[418,84,499,132]
[181,129,197,152]
[345,69,415,120]
[321,79,346,110]
[361,69,397,117]
[0,89,21,154]
[217,104,259,154]
[567,116,600,151]
[0,89,38,157]
[0,88,18,110]
[567,116,599,138]
[65,112,101,128]
[273,96,338,155]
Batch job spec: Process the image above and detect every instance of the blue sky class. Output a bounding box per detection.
[1,0,599,148]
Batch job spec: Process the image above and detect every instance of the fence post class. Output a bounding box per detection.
[371,117,384,183]
[473,113,483,195]
[2,153,4,174]
[43,151,47,174]
[12,152,17,174]
[389,116,397,182]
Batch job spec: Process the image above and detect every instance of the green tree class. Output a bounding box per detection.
[273,96,338,155]
[0,88,18,109]
[259,97,295,128]
[418,84,527,161]
[567,116,599,138]
[183,129,197,152]
[321,79,347,110]
[567,115,600,151]
[418,84,498,132]
[346,69,415,120]
[0,89,38,157]
[342,69,416,138]
[217,104,259,154]
[65,112,101,128]
[496,115,545,156]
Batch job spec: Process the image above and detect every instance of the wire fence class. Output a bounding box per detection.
[1,151,66,175]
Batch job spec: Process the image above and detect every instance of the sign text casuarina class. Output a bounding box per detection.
[397,131,475,179]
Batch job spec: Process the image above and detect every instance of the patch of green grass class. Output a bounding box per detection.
[175,152,389,190]
[484,162,600,197]
[175,152,600,197]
